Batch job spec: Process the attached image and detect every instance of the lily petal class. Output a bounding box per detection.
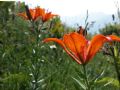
[63,34,79,59]
[17,13,28,20]
[87,34,109,62]
[107,35,120,41]
[29,9,35,20]
[43,38,65,48]
[70,32,87,62]
[43,38,82,64]
[42,12,56,22]
[34,7,45,20]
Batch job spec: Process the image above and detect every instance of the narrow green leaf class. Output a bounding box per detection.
[97,77,119,87]
[72,77,86,90]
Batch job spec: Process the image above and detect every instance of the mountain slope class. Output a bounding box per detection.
[61,12,115,33]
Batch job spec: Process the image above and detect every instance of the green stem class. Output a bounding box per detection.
[30,20,36,33]
[30,20,41,90]
[113,57,120,86]
[113,46,120,87]
[82,65,91,90]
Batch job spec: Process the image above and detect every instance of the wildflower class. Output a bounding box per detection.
[49,45,56,49]
[43,32,120,64]
[18,7,45,21]
[18,6,57,22]
[41,12,57,22]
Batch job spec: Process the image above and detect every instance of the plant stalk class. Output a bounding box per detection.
[112,46,120,87]
[113,57,120,85]
[82,65,91,90]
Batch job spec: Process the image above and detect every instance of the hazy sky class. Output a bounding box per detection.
[22,0,120,16]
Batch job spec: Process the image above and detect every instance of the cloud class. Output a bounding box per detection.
[23,0,119,16]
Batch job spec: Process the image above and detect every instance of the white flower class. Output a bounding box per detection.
[41,45,45,48]
[49,45,56,49]
[33,49,35,54]
[41,59,44,62]
[39,34,41,38]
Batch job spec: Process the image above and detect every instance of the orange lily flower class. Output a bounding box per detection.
[18,7,57,22]
[43,32,120,64]
[18,7,45,21]
[41,12,57,22]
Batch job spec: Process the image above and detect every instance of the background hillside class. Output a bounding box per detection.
[61,12,118,33]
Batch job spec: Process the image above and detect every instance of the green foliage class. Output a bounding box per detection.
[0,1,14,27]
[99,23,120,36]
[0,72,30,90]
[97,77,119,88]
[100,22,120,89]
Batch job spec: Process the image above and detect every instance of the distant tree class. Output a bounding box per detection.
[99,23,120,36]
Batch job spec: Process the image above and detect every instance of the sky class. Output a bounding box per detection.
[22,0,120,17]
